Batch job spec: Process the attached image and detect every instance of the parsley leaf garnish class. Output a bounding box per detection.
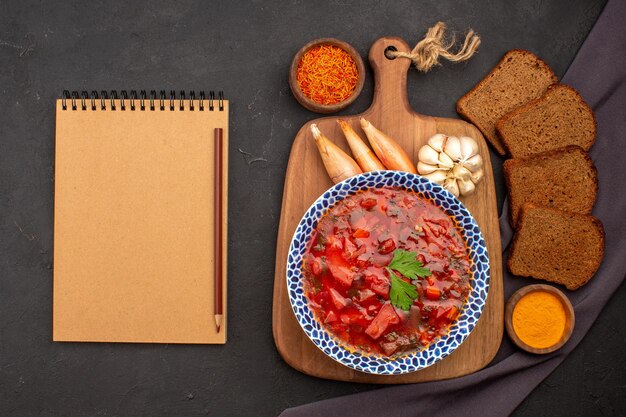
[388,249,432,279]
[388,270,418,311]
[387,249,432,311]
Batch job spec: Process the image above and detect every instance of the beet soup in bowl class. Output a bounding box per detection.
[286,171,489,375]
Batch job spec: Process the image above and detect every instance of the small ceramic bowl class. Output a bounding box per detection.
[289,38,365,114]
[505,284,575,354]
[286,171,490,375]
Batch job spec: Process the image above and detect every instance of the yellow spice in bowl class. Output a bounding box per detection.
[512,291,566,349]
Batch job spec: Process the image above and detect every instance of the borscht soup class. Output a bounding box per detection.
[302,187,472,357]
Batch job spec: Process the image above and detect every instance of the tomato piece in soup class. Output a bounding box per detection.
[329,288,349,310]
[365,303,400,340]
[326,253,355,287]
[364,269,390,298]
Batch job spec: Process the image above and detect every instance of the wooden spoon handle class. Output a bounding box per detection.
[367,37,412,116]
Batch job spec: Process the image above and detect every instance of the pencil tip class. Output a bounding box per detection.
[214,314,223,333]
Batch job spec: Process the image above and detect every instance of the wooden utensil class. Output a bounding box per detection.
[273,37,504,383]
[505,284,575,354]
[214,127,224,332]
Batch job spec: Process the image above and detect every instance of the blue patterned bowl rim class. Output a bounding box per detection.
[286,171,490,375]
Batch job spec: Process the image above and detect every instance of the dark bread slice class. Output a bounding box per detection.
[457,49,558,155]
[508,205,605,290]
[496,84,596,158]
[504,145,597,228]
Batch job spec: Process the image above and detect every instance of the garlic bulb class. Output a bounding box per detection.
[417,134,484,197]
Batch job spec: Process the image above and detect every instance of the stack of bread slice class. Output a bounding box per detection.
[457,50,604,289]
[457,50,558,156]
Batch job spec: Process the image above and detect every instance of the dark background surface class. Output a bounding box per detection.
[1,0,624,416]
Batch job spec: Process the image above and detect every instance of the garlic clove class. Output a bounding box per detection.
[417,161,441,175]
[427,134,448,152]
[470,167,484,184]
[443,177,460,197]
[452,164,472,181]
[443,136,463,162]
[438,151,455,169]
[422,170,447,185]
[458,177,476,196]
[418,145,441,165]
[459,136,479,161]
[462,154,483,172]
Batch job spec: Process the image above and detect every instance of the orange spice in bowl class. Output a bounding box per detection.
[505,284,575,354]
[296,44,359,105]
[513,291,565,348]
[289,38,365,114]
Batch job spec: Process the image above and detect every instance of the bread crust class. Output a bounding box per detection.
[507,204,605,290]
[503,145,598,228]
[495,84,597,158]
[457,49,558,156]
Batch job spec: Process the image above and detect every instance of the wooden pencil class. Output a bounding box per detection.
[214,127,224,332]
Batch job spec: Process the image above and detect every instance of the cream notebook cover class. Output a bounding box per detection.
[53,91,228,343]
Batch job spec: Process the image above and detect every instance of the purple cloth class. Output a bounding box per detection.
[280,1,626,416]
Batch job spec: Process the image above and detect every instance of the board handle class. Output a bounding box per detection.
[368,37,412,115]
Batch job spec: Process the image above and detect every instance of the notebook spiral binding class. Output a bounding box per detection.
[61,90,225,112]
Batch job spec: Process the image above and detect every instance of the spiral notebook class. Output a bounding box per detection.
[53,90,228,344]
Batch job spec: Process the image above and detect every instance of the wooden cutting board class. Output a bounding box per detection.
[272,37,503,383]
